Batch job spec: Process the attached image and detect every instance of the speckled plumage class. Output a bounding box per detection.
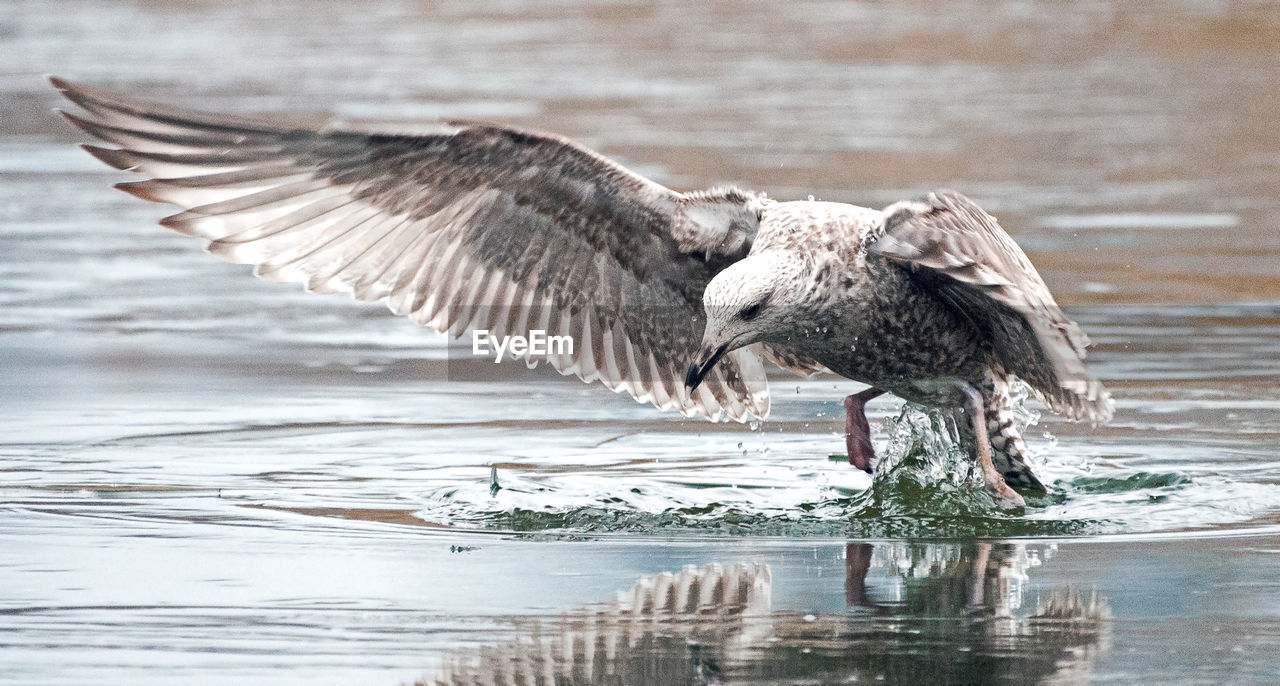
[53,77,1111,502]
[751,201,991,400]
[695,196,1112,500]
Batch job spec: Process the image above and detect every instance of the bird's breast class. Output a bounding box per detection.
[783,258,992,392]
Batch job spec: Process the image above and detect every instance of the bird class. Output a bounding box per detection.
[49,76,1112,507]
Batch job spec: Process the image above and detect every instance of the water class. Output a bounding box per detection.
[3,1,1280,683]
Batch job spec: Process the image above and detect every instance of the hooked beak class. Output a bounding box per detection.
[684,341,729,391]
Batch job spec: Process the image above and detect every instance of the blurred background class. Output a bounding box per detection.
[2,1,1280,684]
[6,1,1279,303]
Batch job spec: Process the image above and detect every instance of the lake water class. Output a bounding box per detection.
[2,1,1279,684]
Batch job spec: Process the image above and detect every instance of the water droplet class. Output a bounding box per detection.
[807,195,815,202]
[795,386,801,394]
[737,442,744,450]
[749,420,762,431]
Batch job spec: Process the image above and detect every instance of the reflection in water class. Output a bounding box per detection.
[422,563,772,686]
[417,543,1109,685]
[843,543,1111,685]
[2,0,1279,683]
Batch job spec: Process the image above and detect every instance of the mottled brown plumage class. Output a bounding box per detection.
[873,192,1109,423]
[688,199,1111,505]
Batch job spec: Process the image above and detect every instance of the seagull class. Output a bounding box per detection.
[50,77,1111,507]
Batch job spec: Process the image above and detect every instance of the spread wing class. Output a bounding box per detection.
[871,190,1112,423]
[51,76,770,421]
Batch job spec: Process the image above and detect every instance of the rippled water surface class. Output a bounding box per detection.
[3,1,1280,684]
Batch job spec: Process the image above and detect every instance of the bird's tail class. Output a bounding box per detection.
[954,381,1045,493]
[985,384,1045,493]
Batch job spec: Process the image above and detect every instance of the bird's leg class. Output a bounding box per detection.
[844,387,885,473]
[959,386,1025,508]
[967,542,991,611]
[844,542,875,607]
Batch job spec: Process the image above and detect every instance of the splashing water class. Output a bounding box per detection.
[833,401,1048,533]
[876,402,978,489]
[415,384,1119,537]
[403,378,1267,537]
[872,381,1049,484]
[1005,381,1043,438]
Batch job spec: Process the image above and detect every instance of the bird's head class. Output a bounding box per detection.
[685,251,806,391]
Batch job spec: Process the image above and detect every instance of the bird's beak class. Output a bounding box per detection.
[685,341,729,391]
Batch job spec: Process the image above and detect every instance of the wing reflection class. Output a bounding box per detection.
[422,563,772,685]
[416,544,1109,685]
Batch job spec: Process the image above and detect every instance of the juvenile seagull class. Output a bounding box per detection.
[51,77,1111,507]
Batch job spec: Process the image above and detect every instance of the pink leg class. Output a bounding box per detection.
[967,542,991,610]
[844,387,885,473]
[959,386,1025,508]
[844,543,875,607]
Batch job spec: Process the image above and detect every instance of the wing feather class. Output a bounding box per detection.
[871,190,1112,423]
[53,76,769,421]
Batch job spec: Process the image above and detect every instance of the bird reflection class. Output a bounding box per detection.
[839,542,1111,684]
[415,544,1109,686]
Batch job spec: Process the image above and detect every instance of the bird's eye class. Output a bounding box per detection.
[739,301,764,321]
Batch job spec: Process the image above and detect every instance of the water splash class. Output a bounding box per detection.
[417,395,1110,538]
[875,401,979,491]
[402,374,1280,537]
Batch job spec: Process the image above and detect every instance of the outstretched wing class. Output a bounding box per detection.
[51,76,770,421]
[871,190,1111,423]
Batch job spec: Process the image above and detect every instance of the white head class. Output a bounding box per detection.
[684,251,809,390]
